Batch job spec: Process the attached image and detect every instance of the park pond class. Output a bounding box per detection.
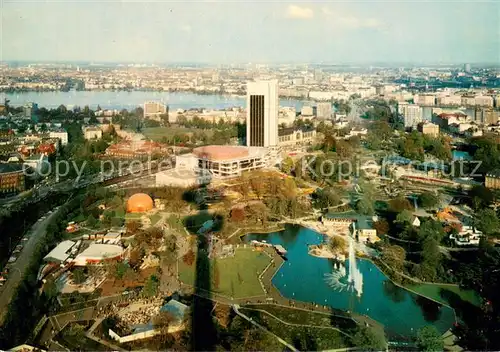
[243,225,457,339]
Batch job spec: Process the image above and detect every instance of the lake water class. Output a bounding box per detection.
[242,225,456,338]
[2,91,309,111]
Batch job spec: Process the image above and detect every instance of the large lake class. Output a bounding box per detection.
[242,225,456,339]
[2,91,309,111]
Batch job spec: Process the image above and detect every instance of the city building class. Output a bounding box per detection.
[43,240,76,264]
[474,108,498,125]
[432,112,469,130]
[485,170,500,189]
[278,107,296,127]
[105,139,167,159]
[0,163,25,194]
[417,122,440,137]
[400,103,423,128]
[23,154,49,175]
[316,102,332,119]
[49,130,68,146]
[278,127,317,146]
[414,94,435,106]
[300,106,314,117]
[23,102,38,120]
[474,95,494,107]
[246,80,278,147]
[461,95,476,106]
[157,145,271,185]
[143,101,167,120]
[83,126,103,140]
[437,95,462,106]
[464,63,471,73]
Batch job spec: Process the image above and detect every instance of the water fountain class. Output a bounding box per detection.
[325,224,363,297]
[347,234,363,297]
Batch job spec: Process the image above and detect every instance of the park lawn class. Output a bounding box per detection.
[142,127,213,142]
[178,247,270,299]
[149,213,162,226]
[244,304,357,332]
[240,308,353,350]
[125,213,142,220]
[407,283,481,307]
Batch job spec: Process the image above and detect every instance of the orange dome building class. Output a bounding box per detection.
[127,193,154,213]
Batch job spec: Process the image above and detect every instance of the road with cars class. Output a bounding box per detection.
[0,208,62,323]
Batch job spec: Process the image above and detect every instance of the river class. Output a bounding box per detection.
[2,91,310,111]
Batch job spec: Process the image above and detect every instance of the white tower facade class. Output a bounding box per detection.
[246,80,278,147]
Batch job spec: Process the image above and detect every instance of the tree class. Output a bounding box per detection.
[469,185,494,210]
[396,209,413,225]
[356,198,374,216]
[417,326,444,352]
[381,245,406,274]
[418,192,440,209]
[329,236,347,252]
[142,274,160,297]
[373,219,390,235]
[389,196,413,213]
[281,156,294,174]
[476,208,500,236]
[352,326,387,351]
[126,220,141,234]
[86,214,97,228]
[72,268,87,284]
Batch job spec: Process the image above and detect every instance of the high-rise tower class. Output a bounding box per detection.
[246,80,278,147]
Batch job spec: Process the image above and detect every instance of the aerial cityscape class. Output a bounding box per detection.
[1,1,500,351]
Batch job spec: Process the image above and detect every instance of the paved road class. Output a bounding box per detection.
[0,208,63,324]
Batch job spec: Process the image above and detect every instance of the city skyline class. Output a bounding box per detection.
[2,0,499,64]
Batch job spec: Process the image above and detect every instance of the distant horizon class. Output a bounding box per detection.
[2,60,498,68]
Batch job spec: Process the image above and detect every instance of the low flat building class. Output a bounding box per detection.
[73,243,124,266]
[43,240,76,264]
[83,126,103,140]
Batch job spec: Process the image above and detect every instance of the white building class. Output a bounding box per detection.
[300,106,314,117]
[49,130,68,146]
[246,80,278,147]
[156,145,272,186]
[143,101,167,120]
[400,103,423,128]
[83,126,103,140]
[316,102,332,119]
[474,95,494,107]
[278,107,296,127]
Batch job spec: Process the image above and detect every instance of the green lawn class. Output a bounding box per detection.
[240,307,353,350]
[178,247,270,298]
[407,283,481,307]
[125,213,142,220]
[142,127,213,142]
[149,213,162,226]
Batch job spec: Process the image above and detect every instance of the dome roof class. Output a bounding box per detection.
[127,193,154,213]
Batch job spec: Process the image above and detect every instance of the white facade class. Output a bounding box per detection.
[316,102,332,119]
[49,130,68,146]
[400,103,423,128]
[246,80,278,147]
[83,127,103,140]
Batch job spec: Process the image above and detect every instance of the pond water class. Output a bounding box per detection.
[242,225,456,338]
[452,150,473,161]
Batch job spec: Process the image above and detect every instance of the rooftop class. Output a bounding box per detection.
[43,240,75,263]
[0,163,24,174]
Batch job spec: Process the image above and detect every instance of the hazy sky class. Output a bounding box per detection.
[2,0,499,64]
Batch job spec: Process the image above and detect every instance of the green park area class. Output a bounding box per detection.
[178,247,271,298]
[407,283,481,307]
[142,126,213,142]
